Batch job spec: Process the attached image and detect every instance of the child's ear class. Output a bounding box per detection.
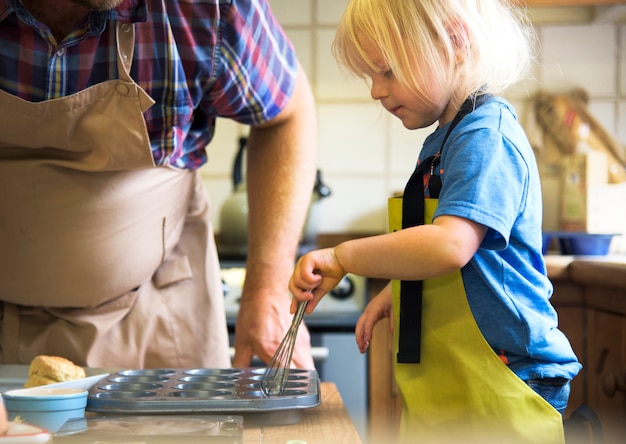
[445,17,470,64]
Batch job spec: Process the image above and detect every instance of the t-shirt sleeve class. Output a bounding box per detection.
[204,0,298,125]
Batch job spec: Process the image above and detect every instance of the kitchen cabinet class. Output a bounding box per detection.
[522,0,626,24]
[367,257,626,444]
[367,278,402,443]
[549,257,626,444]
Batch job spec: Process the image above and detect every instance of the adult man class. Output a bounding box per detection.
[0,0,317,370]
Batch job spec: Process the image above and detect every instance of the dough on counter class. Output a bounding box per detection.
[23,355,86,388]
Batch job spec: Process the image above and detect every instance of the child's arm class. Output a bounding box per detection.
[355,283,393,353]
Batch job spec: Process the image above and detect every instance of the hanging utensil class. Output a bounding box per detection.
[218,137,332,259]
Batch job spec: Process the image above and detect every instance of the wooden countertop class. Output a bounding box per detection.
[243,382,362,443]
[545,254,626,314]
[545,254,626,288]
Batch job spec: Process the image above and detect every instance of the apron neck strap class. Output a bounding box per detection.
[439,91,493,156]
[115,22,135,82]
[396,90,493,365]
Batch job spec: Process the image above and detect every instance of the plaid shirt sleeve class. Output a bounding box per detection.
[0,0,298,169]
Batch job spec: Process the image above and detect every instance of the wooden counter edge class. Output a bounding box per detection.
[568,257,626,289]
[243,382,363,444]
[531,255,626,290]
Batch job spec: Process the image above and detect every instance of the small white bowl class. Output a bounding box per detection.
[2,388,87,433]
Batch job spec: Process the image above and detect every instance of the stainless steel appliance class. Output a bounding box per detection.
[218,137,331,259]
[221,263,369,441]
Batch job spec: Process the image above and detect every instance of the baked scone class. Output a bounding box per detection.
[24,355,86,388]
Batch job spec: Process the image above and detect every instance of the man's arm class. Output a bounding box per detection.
[232,62,318,369]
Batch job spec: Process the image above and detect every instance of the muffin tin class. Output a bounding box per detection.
[86,368,320,414]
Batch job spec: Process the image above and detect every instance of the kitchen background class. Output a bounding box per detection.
[201,1,626,248]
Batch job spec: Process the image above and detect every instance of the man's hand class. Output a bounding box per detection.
[232,288,315,369]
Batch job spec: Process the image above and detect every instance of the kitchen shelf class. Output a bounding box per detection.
[521,0,626,24]
[524,1,625,5]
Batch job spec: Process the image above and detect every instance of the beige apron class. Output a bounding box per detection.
[0,22,229,368]
[388,197,564,444]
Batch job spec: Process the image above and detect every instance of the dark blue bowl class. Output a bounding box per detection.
[551,232,615,255]
[543,232,616,255]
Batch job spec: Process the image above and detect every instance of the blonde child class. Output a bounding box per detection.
[289,0,581,442]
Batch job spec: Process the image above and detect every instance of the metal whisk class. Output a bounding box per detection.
[260,300,308,397]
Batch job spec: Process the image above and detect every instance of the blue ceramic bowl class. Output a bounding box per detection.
[558,233,615,255]
[2,388,87,433]
[543,231,616,256]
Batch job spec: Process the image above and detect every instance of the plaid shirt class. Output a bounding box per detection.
[0,0,297,169]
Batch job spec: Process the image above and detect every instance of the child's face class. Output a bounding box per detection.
[360,42,455,130]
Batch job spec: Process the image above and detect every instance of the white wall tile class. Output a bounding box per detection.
[315,29,370,101]
[539,24,617,96]
[268,0,312,26]
[200,118,245,176]
[284,29,314,86]
[317,176,388,233]
[505,68,542,100]
[317,103,387,175]
[388,115,434,176]
[619,103,626,158]
[618,25,626,95]
[587,100,617,138]
[389,175,410,199]
[316,0,349,25]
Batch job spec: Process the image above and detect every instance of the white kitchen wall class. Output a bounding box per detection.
[200,1,626,236]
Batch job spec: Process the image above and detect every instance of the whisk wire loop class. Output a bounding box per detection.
[260,300,308,397]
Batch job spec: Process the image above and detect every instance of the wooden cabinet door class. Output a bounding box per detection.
[586,308,626,444]
[550,281,586,416]
[367,279,402,443]
[555,305,586,414]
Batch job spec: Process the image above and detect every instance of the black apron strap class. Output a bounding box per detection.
[397,92,492,364]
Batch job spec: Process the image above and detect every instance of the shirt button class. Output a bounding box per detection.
[116,84,130,95]
[56,48,65,57]
[121,23,131,32]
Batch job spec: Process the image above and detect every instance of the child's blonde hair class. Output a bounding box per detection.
[332,0,535,109]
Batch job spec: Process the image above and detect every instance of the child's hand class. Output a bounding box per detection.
[355,283,393,353]
[288,247,346,314]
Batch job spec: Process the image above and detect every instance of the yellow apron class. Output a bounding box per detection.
[0,22,229,368]
[388,197,565,443]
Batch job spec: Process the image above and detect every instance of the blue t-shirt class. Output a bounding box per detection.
[419,96,581,380]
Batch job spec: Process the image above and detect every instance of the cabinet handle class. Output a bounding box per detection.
[601,369,626,397]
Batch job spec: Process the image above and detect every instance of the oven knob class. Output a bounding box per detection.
[330,276,354,300]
